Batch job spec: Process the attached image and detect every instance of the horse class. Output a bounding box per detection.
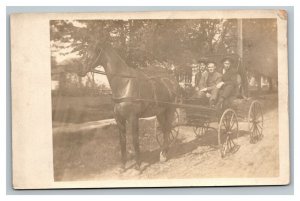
[78,42,179,172]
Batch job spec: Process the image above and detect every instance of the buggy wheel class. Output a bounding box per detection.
[248,100,264,144]
[155,110,180,147]
[193,121,209,137]
[218,108,239,158]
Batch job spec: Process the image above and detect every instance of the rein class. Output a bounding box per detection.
[92,69,136,78]
[89,46,136,78]
[86,44,177,105]
[92,68,174,80]
[89,46,104,69]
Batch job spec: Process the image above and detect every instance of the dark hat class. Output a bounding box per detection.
[206,59,217,66]
[198,57,208,64]
[221,56,235,64]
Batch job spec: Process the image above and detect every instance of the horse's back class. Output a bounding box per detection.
[137,68,179,102]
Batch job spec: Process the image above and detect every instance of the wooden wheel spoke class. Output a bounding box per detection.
[170,131,175,139]
[224,134,237,155]
[226,115,232,129]
[256,114,262,121]
[253,104,257,119]
[232,138,237,147]
[222,120,227,130]
[222,137,229,154]
[250,110,255,120]
[250,123,255,131]
[229,113,234,129]
[253,126,261,141]
[256,123,263,130]
[193,127,200,136]
[226,137,232,150]
[218,109,239,158]
[250,124,257,143]
[230,120,237,130]
[248,101,263,143]
[224,121,230,131]
[254,124,261,136]
[229,135,236,147]
[253,125,258,136]
[228,137,235,149]
[256,125,263,136]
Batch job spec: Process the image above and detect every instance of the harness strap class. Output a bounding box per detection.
[160,78,174,99]
[149,79,158,105]
[112,97,137,103]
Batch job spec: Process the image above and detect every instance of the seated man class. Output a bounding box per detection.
[195,61,222,107]
[194,59,208,87]
[216,57,239,108]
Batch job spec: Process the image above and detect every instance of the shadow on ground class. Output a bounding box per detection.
[53,121,250,181]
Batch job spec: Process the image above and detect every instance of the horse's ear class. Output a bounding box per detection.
[93,40,109,51]
[102,40,112,48]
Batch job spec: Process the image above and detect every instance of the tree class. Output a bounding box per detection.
[242,19,278,79]
[50,19,239,70]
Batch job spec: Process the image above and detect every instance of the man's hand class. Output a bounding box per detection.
[216,82,225,89]
[206,93,211,98]
[200,88,207,92]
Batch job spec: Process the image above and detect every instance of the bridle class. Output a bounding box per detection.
[88,45,104,72]
[85,45,133,78]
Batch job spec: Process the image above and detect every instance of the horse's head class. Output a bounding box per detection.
[78,41,106,77]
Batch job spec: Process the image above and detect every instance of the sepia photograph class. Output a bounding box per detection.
[50,17,279,180]
[11,10,289,188]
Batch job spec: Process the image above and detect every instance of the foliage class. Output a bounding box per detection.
[242,19,278,78]
[50,19,239,70]
[50,19,278,96]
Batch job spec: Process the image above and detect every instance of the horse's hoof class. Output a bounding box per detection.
[134,163,141,171]
[120,169,125,174]
[126,168,141,177]
[160,151,168,162]
[117,164,126,174]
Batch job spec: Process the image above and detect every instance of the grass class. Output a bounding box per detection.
[52,95,114,124]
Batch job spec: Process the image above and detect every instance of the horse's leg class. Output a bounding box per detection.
[128,114,141,170]
[156,111,170,162]
[115,116,127,171]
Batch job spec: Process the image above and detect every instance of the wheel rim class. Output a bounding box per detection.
[248,101,263,143]
[155,110,180,147]
[218,109,239,158]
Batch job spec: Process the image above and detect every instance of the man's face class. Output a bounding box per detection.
[207,63,216,73]
[223,60,231,70]
[199,63,206,71]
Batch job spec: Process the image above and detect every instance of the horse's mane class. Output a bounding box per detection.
[137,67,173,79]
[92,41,176,82]
[101,42,134,72]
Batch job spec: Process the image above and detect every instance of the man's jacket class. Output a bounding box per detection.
[222,68,238,87]
[198,71,222,90]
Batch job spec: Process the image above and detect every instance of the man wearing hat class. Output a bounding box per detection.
[216,57,239,108]
[196,61,222,107]
[194,58,208,88]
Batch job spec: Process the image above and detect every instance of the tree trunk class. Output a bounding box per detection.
[120,22,127,59]
[58,72,66,95]
[268,77,273,92]
[255,74,262,92]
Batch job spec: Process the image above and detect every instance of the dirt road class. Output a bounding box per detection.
[53,94,279,181]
